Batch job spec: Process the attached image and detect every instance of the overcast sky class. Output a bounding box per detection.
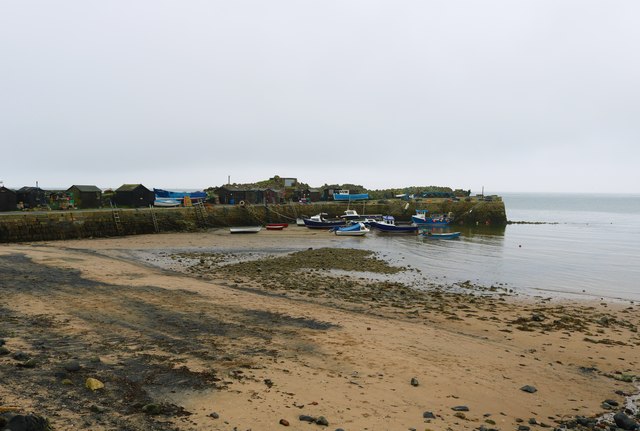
[1,1,639,194]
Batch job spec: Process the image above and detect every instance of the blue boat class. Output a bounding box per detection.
[411,209,452,226]
[154,188,207,201]
[154,198,181,207]
[331,222,370,236]
[303,213,348,229]
[369,216,419,233]
[333,190,369,201]
[419,231,461,239]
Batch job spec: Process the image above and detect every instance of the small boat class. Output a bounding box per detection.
[154,188,207,200]
[229,226,262,234]
[420,231,461,239]
[303,213,347,229]
[266,223,288,230]
[154,198,181,207]
[332,222,370,236]
[333,190,369,201]
[369,216,419,233]
[296,218,306,226]
[411,209,452,226]
[340,209,383,223]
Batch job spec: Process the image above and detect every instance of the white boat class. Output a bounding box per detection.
[229,226,262,234]
[154,198,181,207]
[332,222,370,236]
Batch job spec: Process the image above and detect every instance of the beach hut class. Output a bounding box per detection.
[16,186,46,209]
[113,184,155,208]
[67,185,103,209]
[0,186,17,212]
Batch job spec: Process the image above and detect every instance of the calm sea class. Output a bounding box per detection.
[325,193,640,302]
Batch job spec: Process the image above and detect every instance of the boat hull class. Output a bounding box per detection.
[420,231,461,239]
[411,216,451,226]
[230,226,262,234]
[333,222,369,236]
[303,218,347,229]
[333,193,369,201]
[369,221,418,233]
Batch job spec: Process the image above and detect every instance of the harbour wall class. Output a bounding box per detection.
[0,199,506,243]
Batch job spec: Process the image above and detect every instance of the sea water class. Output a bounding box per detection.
[326,193,640,301]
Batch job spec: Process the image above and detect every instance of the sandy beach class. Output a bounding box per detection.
[1,228,639,431]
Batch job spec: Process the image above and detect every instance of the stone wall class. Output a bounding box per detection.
[0,199,506,243]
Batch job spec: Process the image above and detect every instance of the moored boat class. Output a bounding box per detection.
[303,213,347,229]
[340,209,383,223]
[411,209,452,226]
[332,222,370,236]
[369,216,419,233]
[419,231,461,239]
[230,226,262,234]
[266,223,288,230]
[333,190,369,201]
[153,198,181,207]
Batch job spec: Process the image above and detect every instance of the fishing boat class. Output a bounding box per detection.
[340,209,383,223]
[332,222,370,236]
[229,226,262,234]
[411,209,452,226]
[333,190,369,201]
[369,216,419,233]
[419,231,461,239]
[302,213,347,229]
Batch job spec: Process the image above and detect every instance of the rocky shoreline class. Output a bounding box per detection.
[1,231,639,430]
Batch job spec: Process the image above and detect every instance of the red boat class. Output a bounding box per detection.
[266,223,288,230]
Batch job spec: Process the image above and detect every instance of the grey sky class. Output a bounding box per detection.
[1,1,639,193]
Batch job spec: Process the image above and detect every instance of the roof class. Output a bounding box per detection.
[17,186,44,193]
[68,185,102,193]
[217,185,283,193]
[116,184,149,192]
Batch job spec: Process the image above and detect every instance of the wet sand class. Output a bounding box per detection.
[1,228,639,430]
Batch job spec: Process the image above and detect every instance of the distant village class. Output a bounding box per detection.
[0,175,472,212]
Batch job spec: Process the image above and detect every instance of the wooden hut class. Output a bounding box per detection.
[215,186,246,205]
[0,186,17,212]
[216,186,283,205]
[16,186,46,209]
[67,185,103,209]
[113,184,155,208]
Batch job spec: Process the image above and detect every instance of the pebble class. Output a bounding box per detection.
[278,418,289,426]
[410,377,419,387]
[0,346,10,355]
[520,385,537,393]
[141,403,161,415]
[422,411,436,419]
[5,414,52,431]
[209,412,220,419]
[12,351,30,361]
[451,406,469,412]
[63,360,82,372]
[315,416,329,426]
[613,412,639,430]
[299,415,316,423]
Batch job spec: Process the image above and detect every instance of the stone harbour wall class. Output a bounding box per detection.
[0,199,506,243]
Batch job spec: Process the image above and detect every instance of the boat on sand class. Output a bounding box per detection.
[230,226,262,234]
[331,222,370,236]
